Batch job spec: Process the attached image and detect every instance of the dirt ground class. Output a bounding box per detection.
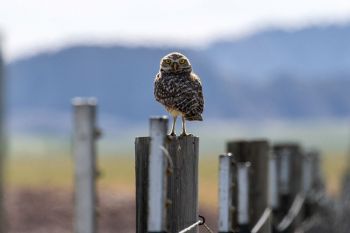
[4,187,217,233]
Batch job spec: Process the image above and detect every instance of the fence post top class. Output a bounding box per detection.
[219,153,233,158]
[72,97,97,106]
[150,116,168,121]
[273,143,300,150]
[306,149,320,157]
[250,139,269,144]
[237,161,251,169]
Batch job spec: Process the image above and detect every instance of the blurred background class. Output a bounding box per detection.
[1,0,350,232]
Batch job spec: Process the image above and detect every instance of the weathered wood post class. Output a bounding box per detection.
[237,162,251,233]
[72,97,99,233]
[227,140,271,233]
[0,39,5,233]
[273,143,303,233]
[135,117,199,233]
[148,117,168,232]
[310,150,324,193]
[269,153,279,211]
[269,153,279,233]
[302,152,313,219]
[308,150,326,215]
[135,136,151,233]
[218,153,234,233]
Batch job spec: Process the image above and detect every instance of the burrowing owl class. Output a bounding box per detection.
[154,52,204,136]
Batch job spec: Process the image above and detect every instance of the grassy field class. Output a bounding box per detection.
[4,152,348,207]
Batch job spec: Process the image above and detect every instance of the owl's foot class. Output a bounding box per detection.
[180,132,193,137]
[169,132,176,137]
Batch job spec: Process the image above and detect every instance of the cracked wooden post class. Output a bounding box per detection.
[73,97,99,233]
[135,117,199,233]
[227,140,271,233]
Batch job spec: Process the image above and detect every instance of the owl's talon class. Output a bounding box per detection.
[169,132,176,137]
[180,133,193,137]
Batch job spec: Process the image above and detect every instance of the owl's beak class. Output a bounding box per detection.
[172,62,179,71]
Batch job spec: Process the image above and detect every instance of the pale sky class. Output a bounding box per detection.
[1,0,350,61]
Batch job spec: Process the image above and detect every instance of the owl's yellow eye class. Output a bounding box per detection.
[164,59,172,64]
[179,59,186,64]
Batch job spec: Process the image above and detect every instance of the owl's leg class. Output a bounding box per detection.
[170,116,177,136]
[180,116,191,136]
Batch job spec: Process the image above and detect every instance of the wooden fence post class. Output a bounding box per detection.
[148,117,168,232]
[135,136,151,233]
[72,97,99,233]
[273,143,303,233]
[227,140,271,233]
[237,162,251,233]
[0,40,5,233]
[218,153,234,233]
[310,150,324,193]
[302,153,312,195]
[302,151,316,219]
[135,117,199,233]
[269,153,279,211]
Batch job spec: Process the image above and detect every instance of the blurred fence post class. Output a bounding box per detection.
[72,97,99,233]
[269,153,279,211]
[227,140,271,233]
[302,151,316,218]
[0,38,5,233]
[237,162,251,233]
[218,153,234,233]
[310,150,324,193]
[135,117,199,233]
[273,143,303,233]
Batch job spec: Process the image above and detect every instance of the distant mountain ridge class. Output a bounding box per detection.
[208,24,350,79]
[6,24,350,133]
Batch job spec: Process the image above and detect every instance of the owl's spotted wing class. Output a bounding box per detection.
[154,73,178,107]
[177,73,204,121]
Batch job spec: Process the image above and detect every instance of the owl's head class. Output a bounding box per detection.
[160,52,192,73]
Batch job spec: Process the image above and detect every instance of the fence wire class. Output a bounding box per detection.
[294,214,323,233]
[251,208,271,233]
[276,193,306,231]
[178,220,202,233]
[178,216,214,233]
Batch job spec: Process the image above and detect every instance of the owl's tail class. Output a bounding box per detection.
[185,114,203,121]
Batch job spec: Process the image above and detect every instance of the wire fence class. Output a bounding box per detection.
[178,216,214,233]
[251,208,271,233]
[276,193,306,231]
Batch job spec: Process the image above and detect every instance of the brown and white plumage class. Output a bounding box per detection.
[154,52,204,136]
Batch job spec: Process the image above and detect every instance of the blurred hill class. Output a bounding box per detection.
[6,24,350,134]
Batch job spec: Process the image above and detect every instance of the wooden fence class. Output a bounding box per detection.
[72,100,327,233]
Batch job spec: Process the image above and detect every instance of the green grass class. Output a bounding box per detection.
[323,153,349,196]
[5,155,135,190]
[4,151,347,207]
